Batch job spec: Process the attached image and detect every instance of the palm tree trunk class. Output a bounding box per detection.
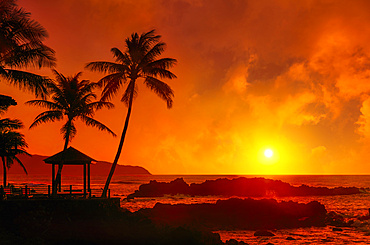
[101,84,134,198]
[52,121,71,195]
[2,156,6,187]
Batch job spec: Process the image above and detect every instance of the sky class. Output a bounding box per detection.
[2,0,370,174]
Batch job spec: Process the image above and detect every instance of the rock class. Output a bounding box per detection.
[138,197,327,230]
[226,239,239,245]
[327,211,346,226]
[254,230,275,236]
[286,236,296,240]
[332,227,343,231]
[128,177,361,198]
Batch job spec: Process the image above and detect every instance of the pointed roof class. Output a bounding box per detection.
[43,147,96,165]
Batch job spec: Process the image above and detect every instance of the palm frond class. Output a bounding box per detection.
[25,100,62,110]
[85,61,126,74]
[80,115,116,137]
[52,69,67,83]
[147,58,177,70]
[0,118,23,131]
[139,42,166,66]
[144,76,174,108]
[87,101,115,111]
[3,69,51,98]
[110,48,131,65]
[138,29,161,51]
[29,110,63,129]
[99,73,125,101]
[0,94,17,113]
[0,2,49,47]
[144,68,177,80]
[3,43,56,68]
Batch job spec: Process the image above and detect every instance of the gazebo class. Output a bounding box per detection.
[43,147,95,196]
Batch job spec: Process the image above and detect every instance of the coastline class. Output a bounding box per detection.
[2,175,370,244]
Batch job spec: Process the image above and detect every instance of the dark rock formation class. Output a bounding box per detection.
[332,227,343,231]
[128,177,361,199]
[137,198,327,230]
[286,236,296,240]
[226,239,248,245]
[254,230,275,236]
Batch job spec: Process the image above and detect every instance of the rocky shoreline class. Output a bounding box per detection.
[127,177,361,199]
[0,196,358,245]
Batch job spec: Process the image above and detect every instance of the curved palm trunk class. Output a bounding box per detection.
[2,156,6,187]
[52,121,71,195]
[101,85,134,198]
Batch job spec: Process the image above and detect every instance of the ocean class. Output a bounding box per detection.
[6,174,370,244]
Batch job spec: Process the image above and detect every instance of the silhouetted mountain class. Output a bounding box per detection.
[3,154,151,176]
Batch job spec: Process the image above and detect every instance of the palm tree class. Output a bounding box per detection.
[86,30,177,197]
[0,87,29,188]
[0,121,29,187]
[27,70,116,194]
[0,0,56,98]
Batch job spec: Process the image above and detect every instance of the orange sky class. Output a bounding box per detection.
[3,0,370,174]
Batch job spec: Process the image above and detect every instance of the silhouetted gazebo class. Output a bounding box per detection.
[43,147,95,196]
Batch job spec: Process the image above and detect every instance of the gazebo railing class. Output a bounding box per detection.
[0,184,110,199]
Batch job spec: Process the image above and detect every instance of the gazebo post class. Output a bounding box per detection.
[59,172,62,192]
[83,163,87,197]
[88,163,91,194]
[52,164,55,193]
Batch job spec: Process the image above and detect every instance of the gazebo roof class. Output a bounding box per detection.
[44,146,96,165]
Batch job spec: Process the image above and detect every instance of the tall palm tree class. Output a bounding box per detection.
[0,0,56,98]
[0,121,29,187]
[86,30,177,197]
[27,70,116,194]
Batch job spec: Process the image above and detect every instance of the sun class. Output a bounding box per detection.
[264,149,273,158]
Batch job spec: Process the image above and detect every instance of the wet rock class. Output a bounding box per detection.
[254,230,275,236]
[286,236,296,240]
[127,178,191,199]
[332,227,343,231]
[327,211,346,226]
[138,198,327,230]
[226,238,239,245]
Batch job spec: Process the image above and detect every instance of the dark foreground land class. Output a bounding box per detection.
[0,196,344,245]
[0,198,221,245]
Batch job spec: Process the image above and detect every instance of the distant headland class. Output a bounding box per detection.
[3,154,151,176]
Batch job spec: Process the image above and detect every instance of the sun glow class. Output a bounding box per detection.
[257,146,280,168]
[264,149,273,158]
